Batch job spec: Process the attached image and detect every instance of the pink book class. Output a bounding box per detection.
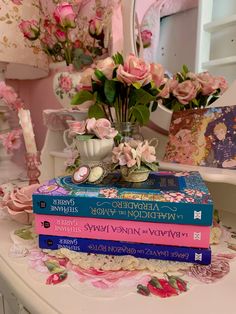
[35,215,211,248]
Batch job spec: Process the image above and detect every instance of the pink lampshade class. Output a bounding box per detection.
[0,0,48,79]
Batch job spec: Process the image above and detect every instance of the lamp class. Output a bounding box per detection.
[0,0,49,184]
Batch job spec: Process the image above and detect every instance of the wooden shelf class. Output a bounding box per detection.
[204,14,236,32]
[202,55,236,68]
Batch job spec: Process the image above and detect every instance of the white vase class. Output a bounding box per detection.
[151,103,173,132]
[51,61,82,109]
[75,138,114,165]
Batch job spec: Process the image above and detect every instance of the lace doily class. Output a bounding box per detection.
[44,248,190,272]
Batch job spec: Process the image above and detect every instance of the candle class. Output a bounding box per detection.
[18,108,37,154]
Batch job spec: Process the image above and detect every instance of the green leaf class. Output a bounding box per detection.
[143,162,159,171]
[44,260,64,274]
[148,277,163,289]
[182,64,189,74]
[172,101,182,112]
[94,69,106,82]
[151,101,158,112]
[132,82,142,89]
[14,228,34,240]
[80,54,93,65]
[73,48,84,57]
[88,103,106,119]
[75,134,94,141]
[71,90,94,105]
[131,104,150,125]
[104,80,117,103]
[112,52,124,65]
[191,98,199,107]
[131,88,156,105]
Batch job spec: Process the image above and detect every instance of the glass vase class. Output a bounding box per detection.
[113,122,143,144]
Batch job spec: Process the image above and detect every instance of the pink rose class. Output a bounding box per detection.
[158,79,178,98]
[89,16,103,37]
[173,80,199,105]
[2,184,40,224]
[19,20,40,40]
[80,68,94,89]
[93,57,115,81]
[117,54,152,86]
[67,120,86,135]
[150,63,165,88]
[141,30,152,48]
[41,35,56,50]
[59,75,73,92]
[112,143,137,168]
[55,29,66,42]
[91,118,118,139]
[215,76,228,94]
[195,72,219,96]
[53,3,76,28]
[86,118,96,133]
[137,140,157,164]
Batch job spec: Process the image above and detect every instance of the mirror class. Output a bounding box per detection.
[135,0,198,74]
[122,0,236,137]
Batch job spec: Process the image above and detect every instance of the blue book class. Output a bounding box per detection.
[33,171,213,226]
[39,234,211,265]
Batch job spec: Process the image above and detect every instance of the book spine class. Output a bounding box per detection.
[35,215,211,248]
[33,194,213,226]
[39,234,211,265]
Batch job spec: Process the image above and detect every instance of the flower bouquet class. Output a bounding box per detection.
[71,52,166,125]
[66,118,117,165]
[111,140,158,182]
[158,65,228,112]
[19,1,112,68]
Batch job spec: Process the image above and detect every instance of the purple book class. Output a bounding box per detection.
[39,234,211,265]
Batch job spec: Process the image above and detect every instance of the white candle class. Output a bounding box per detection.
[18,108,37,154]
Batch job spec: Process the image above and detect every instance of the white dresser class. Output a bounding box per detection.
[0,211,236,314]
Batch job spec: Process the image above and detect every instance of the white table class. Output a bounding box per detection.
[0,210,236,314]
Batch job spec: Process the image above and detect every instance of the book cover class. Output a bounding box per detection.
[164,106,236,168]
[39,234,212,265]
[33,171,213,226]
[35,215,211,248]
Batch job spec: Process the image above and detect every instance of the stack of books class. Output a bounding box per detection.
[33,171,213,265]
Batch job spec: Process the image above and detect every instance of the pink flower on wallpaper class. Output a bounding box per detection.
[59,75,73,92]
[0,129,22,154]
